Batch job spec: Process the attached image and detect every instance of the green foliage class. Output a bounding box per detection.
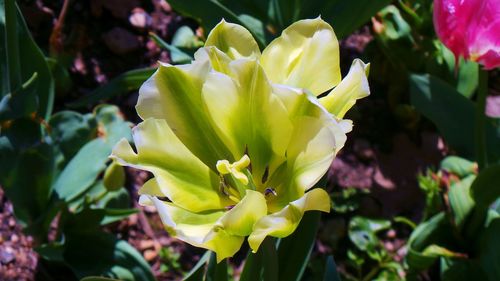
[167,0,391,45]
[410,74,500,164]
[0,0,54,120]
[406,156,500,280]
[0,2,151,280]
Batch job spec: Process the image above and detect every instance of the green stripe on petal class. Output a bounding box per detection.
[149,197,244,263]
[248,188,331,252]
[205,20,261,60]
[111,119,232,212]
[320,59,370,118]
[136,61,233,169]
[266,115,338,211]
[260,17,341,95]
[214,190,267,236]
[202,59,293,188]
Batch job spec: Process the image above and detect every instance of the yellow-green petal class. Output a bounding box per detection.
[149,196,243,262]
[260,17,340,95]
[214,190,267,236]
[205,20,261,60]
[202,59,293,186]
[248,188,331,252]
[135,61,232,169]
[111,119,232,212]
[319,59,370,118]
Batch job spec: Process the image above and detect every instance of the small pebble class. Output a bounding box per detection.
[11,234,19,243]
[143,249,157,261]
[0,248,15,264]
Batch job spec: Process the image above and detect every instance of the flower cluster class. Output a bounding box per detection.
[111,18,369,262]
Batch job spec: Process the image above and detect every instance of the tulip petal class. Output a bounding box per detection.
[320,59,370,118]
[267,115,338,211]
[214,190,267,236]
[111,119,232,212]
[202,59,293,186]
[260,17,340,95]
[205,20,261,60]
[248,188,330,252]
[149,196,244,262]
[135,61,233,169]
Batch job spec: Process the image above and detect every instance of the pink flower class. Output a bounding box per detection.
[434,0,500,69]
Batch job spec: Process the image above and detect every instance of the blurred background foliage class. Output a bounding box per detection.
[1,0,499,280]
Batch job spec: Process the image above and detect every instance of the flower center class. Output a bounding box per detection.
[216,155,278,209]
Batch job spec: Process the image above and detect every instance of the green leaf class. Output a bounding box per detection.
[167,0,266,48]
[410,74,475,159]
[348,216,390,260]
[263,238,278,281]
[479,218,500,281]
[276,211,320,281]
[440,156,477,178]
[149,32,193,64]
[471,164,500,209]
[53,139,111,201]
[441,259,488,281]
[0,119,55,228]
[323,255,341,281]
[184,251,210,281]
[239,250,263,281]
[69,68,155,108]
[448,175,476,229]
[0,0,54,119]
[61,209,155,281]
[205,252,228,281]
[48,110,97,166]
[410,74,500,163]
[53,105,131,203]
[406,213,457,271]
[0,72,39,121]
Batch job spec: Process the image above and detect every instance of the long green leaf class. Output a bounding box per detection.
[478,218,500,281]
[69,68,156,108]
[410,74,500,163]
[471,164,500,208]
[184,251,210,281]
[240,250,263,281]
[205,252,228,281]
[276,211,321,281]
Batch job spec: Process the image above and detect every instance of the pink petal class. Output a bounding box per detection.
[433,0,476,59]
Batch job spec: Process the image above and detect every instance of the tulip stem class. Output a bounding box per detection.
[475,68,488,170]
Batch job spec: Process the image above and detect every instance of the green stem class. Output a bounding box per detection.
[475,68,489,170]
[5,0,22,92]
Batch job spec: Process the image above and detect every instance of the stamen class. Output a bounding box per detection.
[216,155,251,185]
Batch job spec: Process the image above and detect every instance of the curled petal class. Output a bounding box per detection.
[149,196,243,263]
[261,17,341,95]
[214,190,267,236]
[248,188,331,252]
[136,61,232,168]
[111,119,232,212]
[320,59,370,118]
[205,19,261,60]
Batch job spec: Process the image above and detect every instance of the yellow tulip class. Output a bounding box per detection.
[111,17,369,262]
